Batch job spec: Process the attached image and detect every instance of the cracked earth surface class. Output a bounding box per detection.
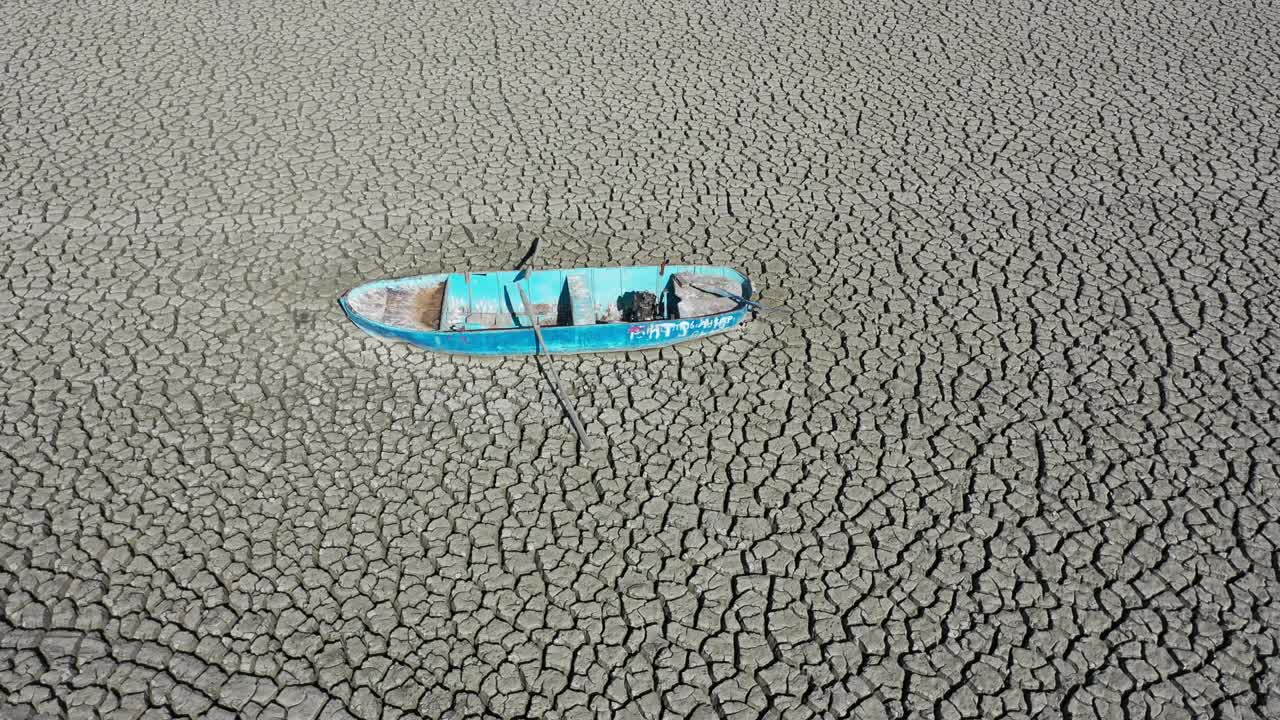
[3,0,1280,718]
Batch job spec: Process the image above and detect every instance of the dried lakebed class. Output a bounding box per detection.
[2,0,1279,718]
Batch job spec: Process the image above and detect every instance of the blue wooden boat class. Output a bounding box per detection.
[339,265,753,355]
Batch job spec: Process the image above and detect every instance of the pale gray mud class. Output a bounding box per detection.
[2,0,1279,718]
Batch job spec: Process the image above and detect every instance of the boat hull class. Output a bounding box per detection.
[339,296,750,355]
[339,264,752,355]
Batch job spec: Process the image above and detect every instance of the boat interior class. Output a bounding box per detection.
[345,266,745,332]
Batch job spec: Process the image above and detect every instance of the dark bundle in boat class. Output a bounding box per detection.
[619,291,660,322]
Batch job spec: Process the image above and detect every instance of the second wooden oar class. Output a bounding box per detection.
[517,284,592,450]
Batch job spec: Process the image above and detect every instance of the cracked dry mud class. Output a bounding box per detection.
[2,0,1279,718]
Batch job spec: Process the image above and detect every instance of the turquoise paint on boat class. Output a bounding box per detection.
[339,265,753,355]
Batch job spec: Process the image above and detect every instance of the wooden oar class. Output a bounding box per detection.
[696,285,781,312]
[675,275,784,313]
[517,283,592,450]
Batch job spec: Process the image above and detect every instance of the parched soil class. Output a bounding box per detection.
[3,0,1279,719]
